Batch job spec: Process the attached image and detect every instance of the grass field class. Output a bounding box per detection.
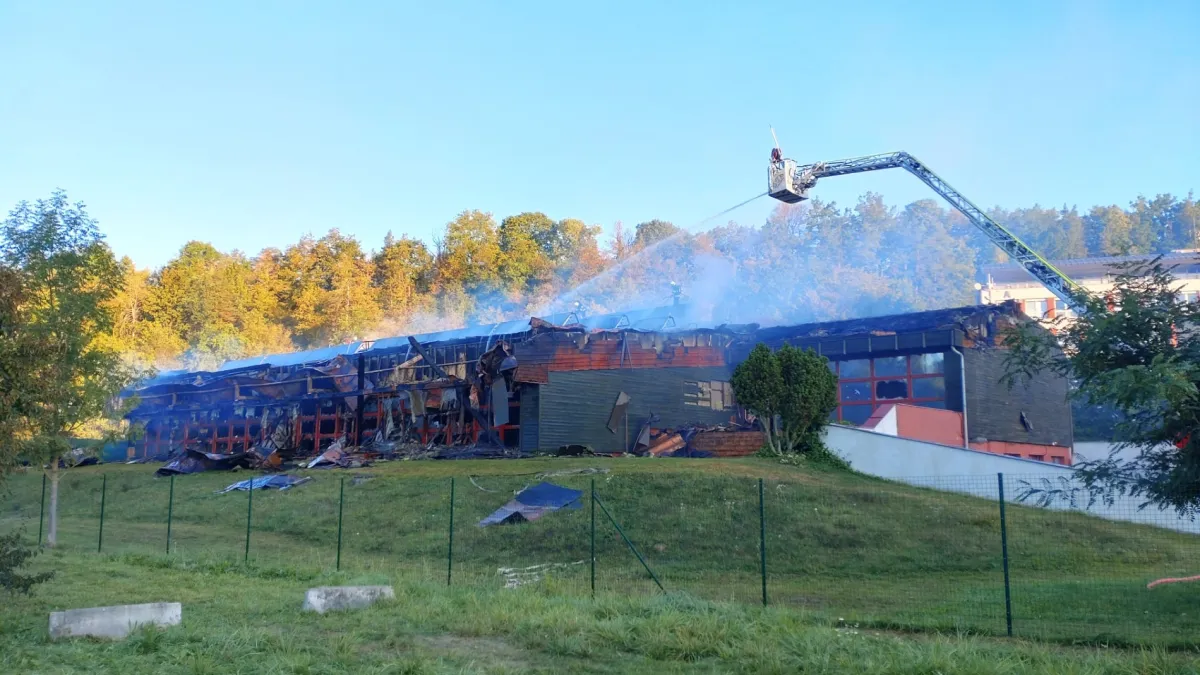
[3,456,1200,672]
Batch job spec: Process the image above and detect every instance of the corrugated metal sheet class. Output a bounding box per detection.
[537,366,735,453]
[519,384,540,454]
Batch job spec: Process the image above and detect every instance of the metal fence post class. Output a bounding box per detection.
[590,477,596,597]
[447,477,455,587]
[336,475,345,571]
[97,474,107,553]
[244,477,253,564]
[37,472,46,547]
[759,478,767,606]
[594,494,664,592]
[998,472,1014,637]
[166,474,175,555]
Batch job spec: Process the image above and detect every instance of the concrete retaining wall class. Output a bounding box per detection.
[49,602,181,640]
[303,586,394,614]
[825,425,1200,534]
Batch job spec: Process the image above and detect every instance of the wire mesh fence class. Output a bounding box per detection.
[3,466,1199,648]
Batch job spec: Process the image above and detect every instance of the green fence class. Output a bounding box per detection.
[2,467,1198,648]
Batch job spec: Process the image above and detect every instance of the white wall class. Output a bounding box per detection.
[1072,441,1158,464]
[826,425,1200,534]
[862,406,897,435]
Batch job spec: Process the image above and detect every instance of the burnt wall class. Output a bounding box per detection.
[519,384,540,454]
[536,366,736,453]
[964,346,1072,448]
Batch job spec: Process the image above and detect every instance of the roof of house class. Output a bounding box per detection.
[985,252,1200,284]
[129,301,1030,393]
[750,301,1022,344]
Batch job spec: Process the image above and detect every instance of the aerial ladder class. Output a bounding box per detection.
[767,150,1085,312]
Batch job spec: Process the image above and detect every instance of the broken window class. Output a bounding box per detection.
[874,380,907,400]
[685,381,735,410]
[832,353,948,425]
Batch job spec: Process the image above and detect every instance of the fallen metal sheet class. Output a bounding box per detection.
[218,475,312,493]
[491,379,510,426]
[155,449,254,476]
[606,392,630,433]
[649,433,685,457]
[478,482,583,527]
[306,436,347,469]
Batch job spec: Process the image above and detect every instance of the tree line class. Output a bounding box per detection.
[14,188,1200,375]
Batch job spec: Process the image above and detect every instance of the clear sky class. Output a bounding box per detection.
[2,1,1197,269]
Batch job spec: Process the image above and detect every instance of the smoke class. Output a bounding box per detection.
[360,194,982,351]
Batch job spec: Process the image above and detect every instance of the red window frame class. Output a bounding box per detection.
[833,354,947,424]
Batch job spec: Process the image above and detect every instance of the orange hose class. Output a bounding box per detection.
[1147,574,1200,589]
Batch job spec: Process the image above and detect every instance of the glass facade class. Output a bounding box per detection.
[831,352,947,425]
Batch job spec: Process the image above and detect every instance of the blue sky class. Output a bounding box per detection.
[2,1,1197,269]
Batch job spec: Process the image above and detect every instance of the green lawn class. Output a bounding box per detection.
[3,456,1199,667]
[2,550,1199,674]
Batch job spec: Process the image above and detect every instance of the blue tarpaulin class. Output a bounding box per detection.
[478,482,583,527]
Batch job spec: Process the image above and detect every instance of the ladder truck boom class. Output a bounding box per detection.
[768,151,1084,312]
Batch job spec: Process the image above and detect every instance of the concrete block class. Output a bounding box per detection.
[303,586,394,614]
[49,602,182,640]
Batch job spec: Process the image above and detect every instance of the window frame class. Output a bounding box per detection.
[831,353,947,424]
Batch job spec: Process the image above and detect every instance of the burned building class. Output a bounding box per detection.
[124,301,1072,464]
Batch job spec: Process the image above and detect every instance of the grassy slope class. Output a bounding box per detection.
[3,456,1200,670]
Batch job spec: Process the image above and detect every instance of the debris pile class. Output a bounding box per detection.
[218,475,312,493]
[641,422,759,458]
[156,449,255,476]
[498,561,586,589]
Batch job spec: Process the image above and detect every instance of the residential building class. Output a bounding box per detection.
[978,252,1200,319]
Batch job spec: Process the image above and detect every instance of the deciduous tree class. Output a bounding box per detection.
[1,191,134,547]
[1003,259,1200,514]
[732,344,837,455]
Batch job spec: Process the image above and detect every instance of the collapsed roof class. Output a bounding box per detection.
[125,301,1028,417]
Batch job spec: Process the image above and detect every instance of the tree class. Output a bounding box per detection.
[1002,259,1200,515]
[731,344,784,452]
[278,230,380,347]
[732,344,838,455]
[497,212,553,294]
[373,232,433,327]
[633,219,681,248]
[433,210,502,321]
[776,345,839,453]
[0,267,44,474]
[1,191,134,547]
[1088,205,1137,256]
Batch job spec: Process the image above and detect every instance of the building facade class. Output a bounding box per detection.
[125,302,1073,465]
[978,252,1200,319]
